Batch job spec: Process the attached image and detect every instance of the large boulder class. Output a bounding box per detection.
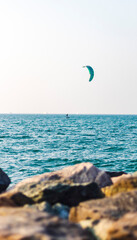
[69,190,137,223]
[0,207,96,240]
[11,179,104,207]
[8,163,111,208]
[0,168,11,192]
[69,190,137,240]
[13,162,112,191]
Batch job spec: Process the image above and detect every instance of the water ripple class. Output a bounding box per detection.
[0,114,137,184]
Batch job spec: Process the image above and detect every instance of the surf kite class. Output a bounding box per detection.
[83,65,94,82]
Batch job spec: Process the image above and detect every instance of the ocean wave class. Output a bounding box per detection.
[104,145,125,152]
[0,114,137,184]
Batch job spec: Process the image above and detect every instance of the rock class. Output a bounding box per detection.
[111,173,132,184]
[52,203,70,219]
[24,201,52,213]
[0,207,96,240]
[0,193,16,207]
[70,190,137,240]
[102,176,137,197]
[106,212,137,240]
[10,191,34,206]
[80,213,137,240]
[105,170,132,185]
[12,180,104,207]
[106,171,127,178]
[69,190,137,223]
[131,171,137,177]
[13,162,112,190]
[0,168,11,192]
[95,171,112,188]
[80,218,114,240]
[25,202,70,219]
[0,191,34,207]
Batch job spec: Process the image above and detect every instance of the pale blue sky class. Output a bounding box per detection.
[0,0,137,114]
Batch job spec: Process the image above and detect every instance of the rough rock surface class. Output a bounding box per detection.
[69,190,137,222]
[0,207,95,240]
[1,163,136,240]
[102,176,137,197]
[80,213,137,240]
[111,173,132,184]
[0,168,11,192]
[0,191,34,207]
[13,162,112,190]
[106,212,137,240]
[70,190,137,240]
[11,180,104,207]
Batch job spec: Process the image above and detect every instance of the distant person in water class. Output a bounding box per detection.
[66,114,69,118]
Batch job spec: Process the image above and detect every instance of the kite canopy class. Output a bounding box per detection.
[83,65,94,82]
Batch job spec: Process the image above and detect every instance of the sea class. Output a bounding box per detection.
[0,114,137,185]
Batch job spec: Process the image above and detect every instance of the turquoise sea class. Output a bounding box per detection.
[0,114,137,185]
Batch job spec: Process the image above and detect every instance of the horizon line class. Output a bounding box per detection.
[0,113,137,116]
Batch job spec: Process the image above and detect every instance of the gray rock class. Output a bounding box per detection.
[95,170,112,188]
[13,162,112,191]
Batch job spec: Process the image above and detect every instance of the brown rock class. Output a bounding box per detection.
[107,212,137,240]
[102,176,137,197]
[111,173,131,184]
[0,194,15,207]
[0,207,96,240]
[0,168,11,193]
[13,162,112,190]
[70,190,137,240]
[0,191,34,207]
[80,213,137,240]
[69,190,137,222]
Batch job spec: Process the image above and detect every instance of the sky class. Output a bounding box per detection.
[0,0,137,114]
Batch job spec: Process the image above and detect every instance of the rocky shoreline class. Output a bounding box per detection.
[0,162,136,239]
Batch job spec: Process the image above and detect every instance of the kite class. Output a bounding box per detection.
[83,65,94,82]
